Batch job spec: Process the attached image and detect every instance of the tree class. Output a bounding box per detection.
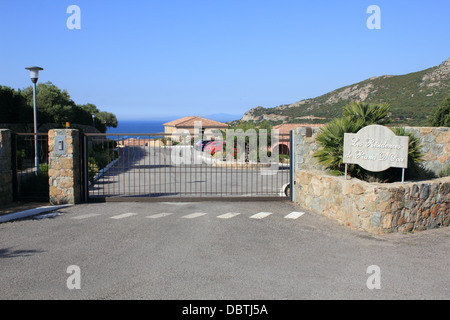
[79,103,99,114]
[7,82,119,133]
[96,111,118,129]
[342,102,391,126]
[313,116,360,171]
[428,95,450,127]
[78,104,118,132]
[0,86,31,123]
[21,82,77,124]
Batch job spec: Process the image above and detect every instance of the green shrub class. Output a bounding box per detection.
[88,139,118,182]
[88,157,100,182]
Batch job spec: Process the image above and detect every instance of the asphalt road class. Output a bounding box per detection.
[90,146,290,199]
[0,200,449,300]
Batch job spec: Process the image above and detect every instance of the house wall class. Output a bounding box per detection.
[164,125,226,142]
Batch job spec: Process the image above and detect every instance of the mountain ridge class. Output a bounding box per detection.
[241,58,450,126]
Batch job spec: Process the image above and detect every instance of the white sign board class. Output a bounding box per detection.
[343,125,409,172]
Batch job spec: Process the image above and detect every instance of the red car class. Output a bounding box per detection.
[203,141,237,157]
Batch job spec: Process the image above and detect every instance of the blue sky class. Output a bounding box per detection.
[0,0,449,121]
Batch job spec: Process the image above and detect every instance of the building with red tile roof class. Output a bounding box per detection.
[163,116,228,142]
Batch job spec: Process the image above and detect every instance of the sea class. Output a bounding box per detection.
[106,114,241,139]
[106,120,168,138]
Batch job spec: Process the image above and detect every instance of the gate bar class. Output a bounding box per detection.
[290,130,295,202]
[91,196,287,203]
[83,134,89,202]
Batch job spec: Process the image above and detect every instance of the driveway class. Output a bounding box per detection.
[0,200,449,300]
[90,145,290,198]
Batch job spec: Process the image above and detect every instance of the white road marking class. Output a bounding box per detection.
[217,212,241,219]
[71,213,102,220]
[161,202,192,206]
[250,212,273,219]
[69,211,305,222]
[284,212,306,219]
[110,212,138,220]
[146,213,174,219]
[182,213,207,219]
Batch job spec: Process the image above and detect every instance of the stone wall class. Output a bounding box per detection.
[295,170,450,234]
[0,130,13,206]
[292,127,323,172]
[405,126,450,175]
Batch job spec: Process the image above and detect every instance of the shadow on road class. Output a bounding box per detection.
[0,247,46,259]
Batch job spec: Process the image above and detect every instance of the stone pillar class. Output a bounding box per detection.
[0,129,13,206]
[48,129,81,205]
[293,126,322,172]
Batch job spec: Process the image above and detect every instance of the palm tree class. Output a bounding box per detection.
[314,117,359,171]
[342,102,391,127]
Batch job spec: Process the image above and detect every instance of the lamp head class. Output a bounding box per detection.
[25,66,44,83]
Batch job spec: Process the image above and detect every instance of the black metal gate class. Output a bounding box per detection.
[12,132,49,202]
[84,132,292,202]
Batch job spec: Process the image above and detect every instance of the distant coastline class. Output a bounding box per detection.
[106,113,242,137]
[107,113,242,134]
[106,120,168,135]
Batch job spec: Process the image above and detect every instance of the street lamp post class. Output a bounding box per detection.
[92,113,96,128]
[25,66,43,175]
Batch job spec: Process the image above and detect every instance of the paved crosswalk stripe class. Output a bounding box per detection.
[284,212,305,219]
[110,212,138,219]
[217,212,241,219]
[250,212,273,219]
[69,211,307,221]
[71,213,102,220]
[146,213,174,219]
[182,213,207,219]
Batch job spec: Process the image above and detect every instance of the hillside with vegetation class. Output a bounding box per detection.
[241,58,450,126]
